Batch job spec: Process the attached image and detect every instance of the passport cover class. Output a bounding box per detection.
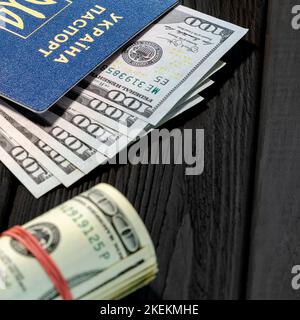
[0,0,178,112]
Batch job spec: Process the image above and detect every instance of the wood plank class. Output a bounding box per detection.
[247,0,300,300]
[0,165,17,232]
[4,0,267,299]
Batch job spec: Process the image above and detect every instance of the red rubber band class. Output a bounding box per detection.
[1,226,73,300]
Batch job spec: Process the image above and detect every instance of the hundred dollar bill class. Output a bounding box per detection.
[168,94,205,120]
[0,101,107,174]
[60,79,210,157]
[0,184,157,300]
[62,77,212,141]
[63,89,148,139]
[79,5,247,125]
[0,126,59,198]
[46,104,132,159]
[0,107,84,187]
[144,94,205,134]
[70,61,223,139]
[184,78,214,100]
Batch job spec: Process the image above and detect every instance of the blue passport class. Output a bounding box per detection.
[0,0,177,112]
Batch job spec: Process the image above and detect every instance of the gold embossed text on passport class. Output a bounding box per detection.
[0,0,72,39]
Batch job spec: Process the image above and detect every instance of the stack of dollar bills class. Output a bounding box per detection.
[0,5,248,198]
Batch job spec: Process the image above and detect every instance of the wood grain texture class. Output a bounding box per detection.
[247,0,300,300]
[0,0,267,299]
[0,166,17,232]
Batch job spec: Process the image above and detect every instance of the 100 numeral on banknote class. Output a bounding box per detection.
[80,5,247,125]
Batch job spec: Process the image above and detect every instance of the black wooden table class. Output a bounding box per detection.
[0,0,299,300]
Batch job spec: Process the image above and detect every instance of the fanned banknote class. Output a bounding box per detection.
[0,5,247,197]
[80,5,247,125]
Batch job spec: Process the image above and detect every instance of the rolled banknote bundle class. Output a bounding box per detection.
[0,184,157,300]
